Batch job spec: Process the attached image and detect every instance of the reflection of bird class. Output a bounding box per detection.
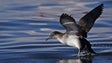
[58,56,93,63]
[46,4,103,56]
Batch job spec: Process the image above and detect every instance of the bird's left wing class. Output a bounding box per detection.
[60,13,78,33]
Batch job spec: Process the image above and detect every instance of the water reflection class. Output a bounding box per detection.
[58,56,93,63]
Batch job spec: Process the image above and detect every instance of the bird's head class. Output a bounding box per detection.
[46,31,62,41]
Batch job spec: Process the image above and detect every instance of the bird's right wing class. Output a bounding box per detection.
[78,4,103,33]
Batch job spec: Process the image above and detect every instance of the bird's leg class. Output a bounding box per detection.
[77,49,81,57]
[83,45,88,54]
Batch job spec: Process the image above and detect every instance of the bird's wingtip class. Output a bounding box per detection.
[60,13,69,17]
[100,3,104,6]
[99,3,104,9]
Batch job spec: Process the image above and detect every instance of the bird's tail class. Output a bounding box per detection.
[85,40,96,55]
[87,45,96,54]
[80,38,96,55]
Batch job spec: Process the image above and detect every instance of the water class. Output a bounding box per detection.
[0,0,112,63]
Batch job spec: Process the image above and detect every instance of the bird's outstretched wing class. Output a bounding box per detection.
[60,13,78,33]
[78,4,103,32]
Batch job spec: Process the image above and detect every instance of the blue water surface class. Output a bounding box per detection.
[0,0,112,63]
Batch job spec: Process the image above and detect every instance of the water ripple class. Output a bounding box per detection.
[0,0,112,62]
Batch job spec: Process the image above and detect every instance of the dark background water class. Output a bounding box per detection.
[0,0,112,63]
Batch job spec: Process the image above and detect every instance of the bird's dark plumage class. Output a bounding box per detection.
[47,4,104,56]
[78,4,103,33]
[60,13,78,33]
[60,4,103,38]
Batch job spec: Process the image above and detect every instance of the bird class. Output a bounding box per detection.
[46,4,103,56]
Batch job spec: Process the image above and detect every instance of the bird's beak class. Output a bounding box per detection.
[45,35,53,41]
[46,37,50,41]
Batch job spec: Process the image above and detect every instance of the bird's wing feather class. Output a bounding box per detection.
[60,13,78,33]
[78,4,103,32]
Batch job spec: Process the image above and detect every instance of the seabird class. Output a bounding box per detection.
[46,4,103,56]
